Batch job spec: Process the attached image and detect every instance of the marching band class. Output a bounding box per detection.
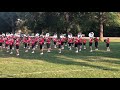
[0,32,110,56]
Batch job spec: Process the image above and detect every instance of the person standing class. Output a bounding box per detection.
[9,37,14,54]
[83,37,87,50]
[78,37,83,51]
[31,37,36,54]
[94,37,99,50]
[57,38,62,53]
[39,35,45,55]
[53,33,57,48]
[74,37,79,53]
[89,38,93,52]
[105,38,110,51]
[0,36,4,51]
[46,36,51,53]
[15,38,20,56]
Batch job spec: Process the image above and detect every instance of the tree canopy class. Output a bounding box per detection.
[0,12,120,40]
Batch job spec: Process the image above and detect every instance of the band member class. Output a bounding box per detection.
[31,37,36,53]
[94,37,99,50]
[23,36,27,49]
[71,37,74,47]
[60,34,65,49]
[39,35,45,55]
[27,36,31,49]
[9,37,14,54]
[68,34,73,50]
[0,36,4,51]
[89,38,93,52]
[83,37,87,49]
[78,37,83,51]
[68,33,72,39]
[23,37,29,52]
[15,38,20,56]
[68,33,74,47]
[57,38,62,53]
[105,38,110,51]
[5,37,9,52]
[64,36,68,46]
[35,33,39,37]
[46,33,50,38]
[78,32,82,38]
[53,33,57,48]
[74,37,79,53]
[46,36,51,52]
[34,36,39,49]
[2,34,6,48]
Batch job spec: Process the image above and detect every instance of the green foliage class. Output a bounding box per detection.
[0,12,18,33]
[0,12,120,36]
[105,12,120,27]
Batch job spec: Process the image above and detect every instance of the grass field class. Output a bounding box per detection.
[0,39,120,78]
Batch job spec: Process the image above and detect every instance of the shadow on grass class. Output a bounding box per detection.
[1,51,119,71]
[24,53,120,71]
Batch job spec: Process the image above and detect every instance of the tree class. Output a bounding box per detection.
[1,12,119,38]
[16,12,45,35]
[91,12,120,41]
[0,12,18,33]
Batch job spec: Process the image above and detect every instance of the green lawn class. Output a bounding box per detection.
[0,39,120,78]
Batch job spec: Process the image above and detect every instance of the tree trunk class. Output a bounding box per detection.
[12,27,14,34]
[34,29,36,36]
[76,24,81,32]
[99,22,104,42]
[11,19,14,34]
[66,27,68,38]
[33,20,37,35]
[57,28,60,39]
[99,12,104,42]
